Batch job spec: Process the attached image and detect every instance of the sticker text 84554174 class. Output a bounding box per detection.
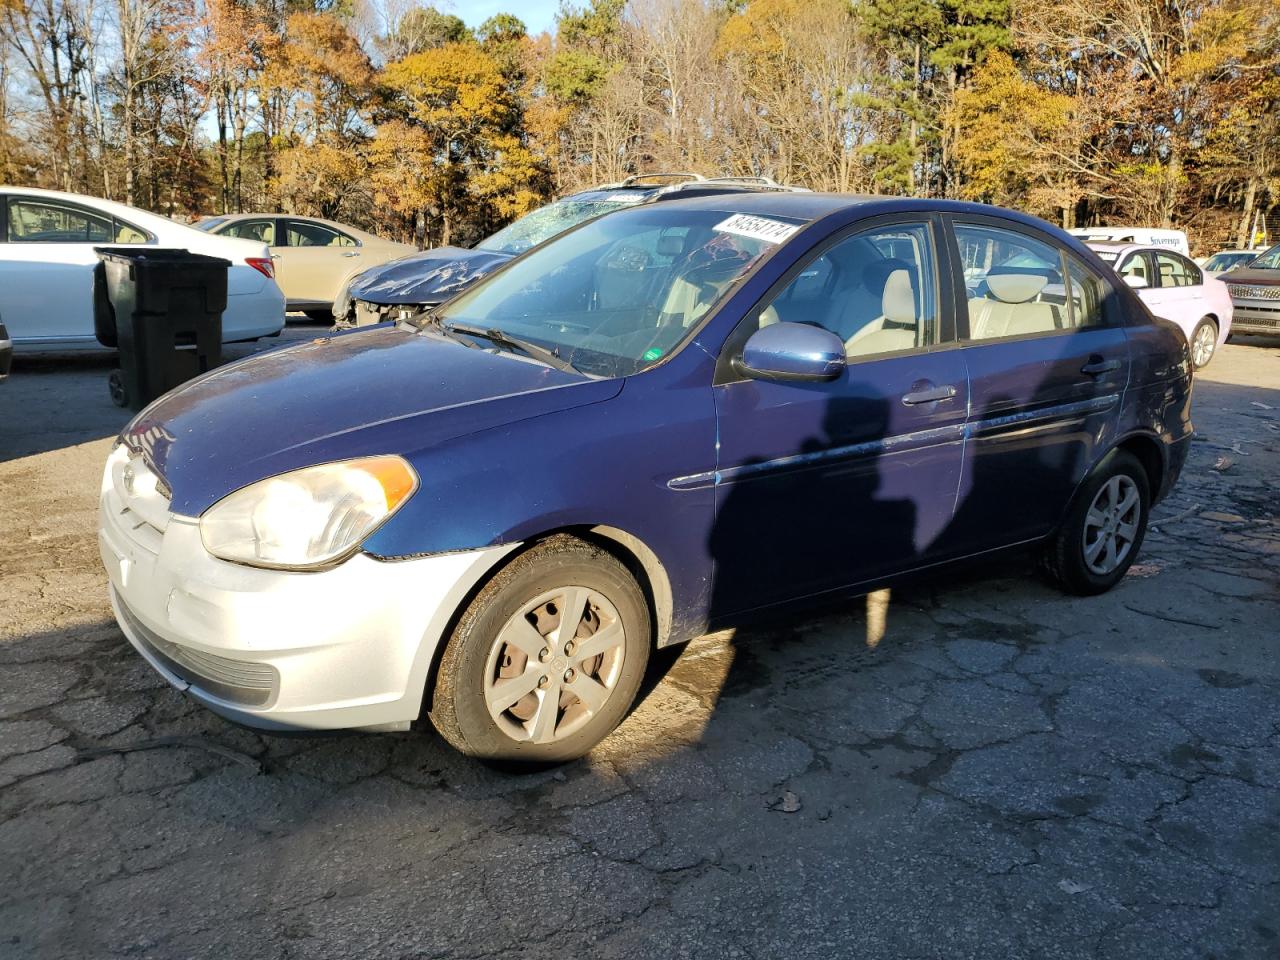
[714,214,800,245]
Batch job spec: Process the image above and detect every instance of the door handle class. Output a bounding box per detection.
[901,384,958,405]
[1081,357,1120,376]
[270,254,281,260]
[342,252,360,258]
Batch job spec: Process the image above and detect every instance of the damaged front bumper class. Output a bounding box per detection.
[343,299,438,329]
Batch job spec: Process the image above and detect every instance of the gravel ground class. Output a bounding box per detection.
[1,329,1277,960]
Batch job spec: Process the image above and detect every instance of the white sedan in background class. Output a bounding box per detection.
[1087,241,1233,368]
[0,187,285,352]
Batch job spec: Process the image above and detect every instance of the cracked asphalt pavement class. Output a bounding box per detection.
[1,331,1278,959]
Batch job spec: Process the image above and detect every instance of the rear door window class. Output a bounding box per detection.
[954,224,1069,339]
[222,219,277,245]
[285,220,355,247]
[1153,252,1200,288]
[954,223,1112,338]
[1064,257,1108,328]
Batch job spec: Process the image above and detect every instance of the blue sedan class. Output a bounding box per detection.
[99,194,1193,761]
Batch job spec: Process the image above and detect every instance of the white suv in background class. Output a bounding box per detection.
[0,187,285,352]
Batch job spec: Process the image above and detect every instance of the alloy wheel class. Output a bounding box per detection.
[483,586,626,744]
[1082,475,1141,575]
[1191,322,1216,368]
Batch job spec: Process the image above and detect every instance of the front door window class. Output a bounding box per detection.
[7,199,113,243]
[747,222,940,360]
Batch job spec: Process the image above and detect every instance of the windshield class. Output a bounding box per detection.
[1205,252,1255,272]
[1245,243,1280,270]
[1091,250,1119,264]
[436,206,799,377]
[477,197,643,255]
[194,217,226,232]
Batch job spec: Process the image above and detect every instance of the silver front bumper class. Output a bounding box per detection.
[98,445,516,731]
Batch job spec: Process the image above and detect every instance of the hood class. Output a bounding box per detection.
[1221,267,1280,286]
[120,325,619,516]
[348,246,514,306]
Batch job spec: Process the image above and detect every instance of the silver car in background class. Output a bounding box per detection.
[1222,242,1280,337]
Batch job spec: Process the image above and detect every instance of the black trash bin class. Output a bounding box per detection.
[94,248,231,409]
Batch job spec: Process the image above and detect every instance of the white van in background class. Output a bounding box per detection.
[1069,226,1190,256]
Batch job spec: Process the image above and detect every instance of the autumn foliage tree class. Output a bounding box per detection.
[0,0,1276,251]
[374,41,544,245]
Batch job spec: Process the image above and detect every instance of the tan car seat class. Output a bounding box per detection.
[967,272,1057,339]
[844,269,918,355]
[659,256,750,327]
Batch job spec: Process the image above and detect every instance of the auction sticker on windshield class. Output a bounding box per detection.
[714,214,800,245]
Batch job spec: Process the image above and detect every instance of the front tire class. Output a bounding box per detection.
[429,536,651,763]
[1044,449,1150,596]
[1189,318,1218,369]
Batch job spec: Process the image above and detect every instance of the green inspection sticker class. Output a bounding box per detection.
[642,347,664,362]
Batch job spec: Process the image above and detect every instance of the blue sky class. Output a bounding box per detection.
[448,0,563,36]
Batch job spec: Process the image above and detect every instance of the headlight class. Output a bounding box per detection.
[200,457,418,569]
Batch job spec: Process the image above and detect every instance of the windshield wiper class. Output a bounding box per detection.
[410,313,484,352]
[442,322,582,375]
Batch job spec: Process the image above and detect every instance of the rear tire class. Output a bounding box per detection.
[1189,318,1218,369]
[429,536,650,763]
[1044,449,1149,596]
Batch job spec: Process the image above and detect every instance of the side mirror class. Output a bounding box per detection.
[1123,274,1148,289]
[736,321,846,383]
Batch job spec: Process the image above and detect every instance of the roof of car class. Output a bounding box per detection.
[207,212,329,221]
[200,212,388,242]
[561,173,811,205]
[644,192,1072,231]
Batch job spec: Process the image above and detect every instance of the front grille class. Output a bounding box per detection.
[117,594,278,707]
[1227,284,1280,301]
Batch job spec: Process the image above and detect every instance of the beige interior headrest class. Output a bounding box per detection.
[882,269,917,324]
[987,272,1048,303]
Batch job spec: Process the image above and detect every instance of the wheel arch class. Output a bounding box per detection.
[413,525,677,720]
[508,525,675,650]
[1111,431,1168,503]
[1055,430,1169,535]
[580,525,675,649]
